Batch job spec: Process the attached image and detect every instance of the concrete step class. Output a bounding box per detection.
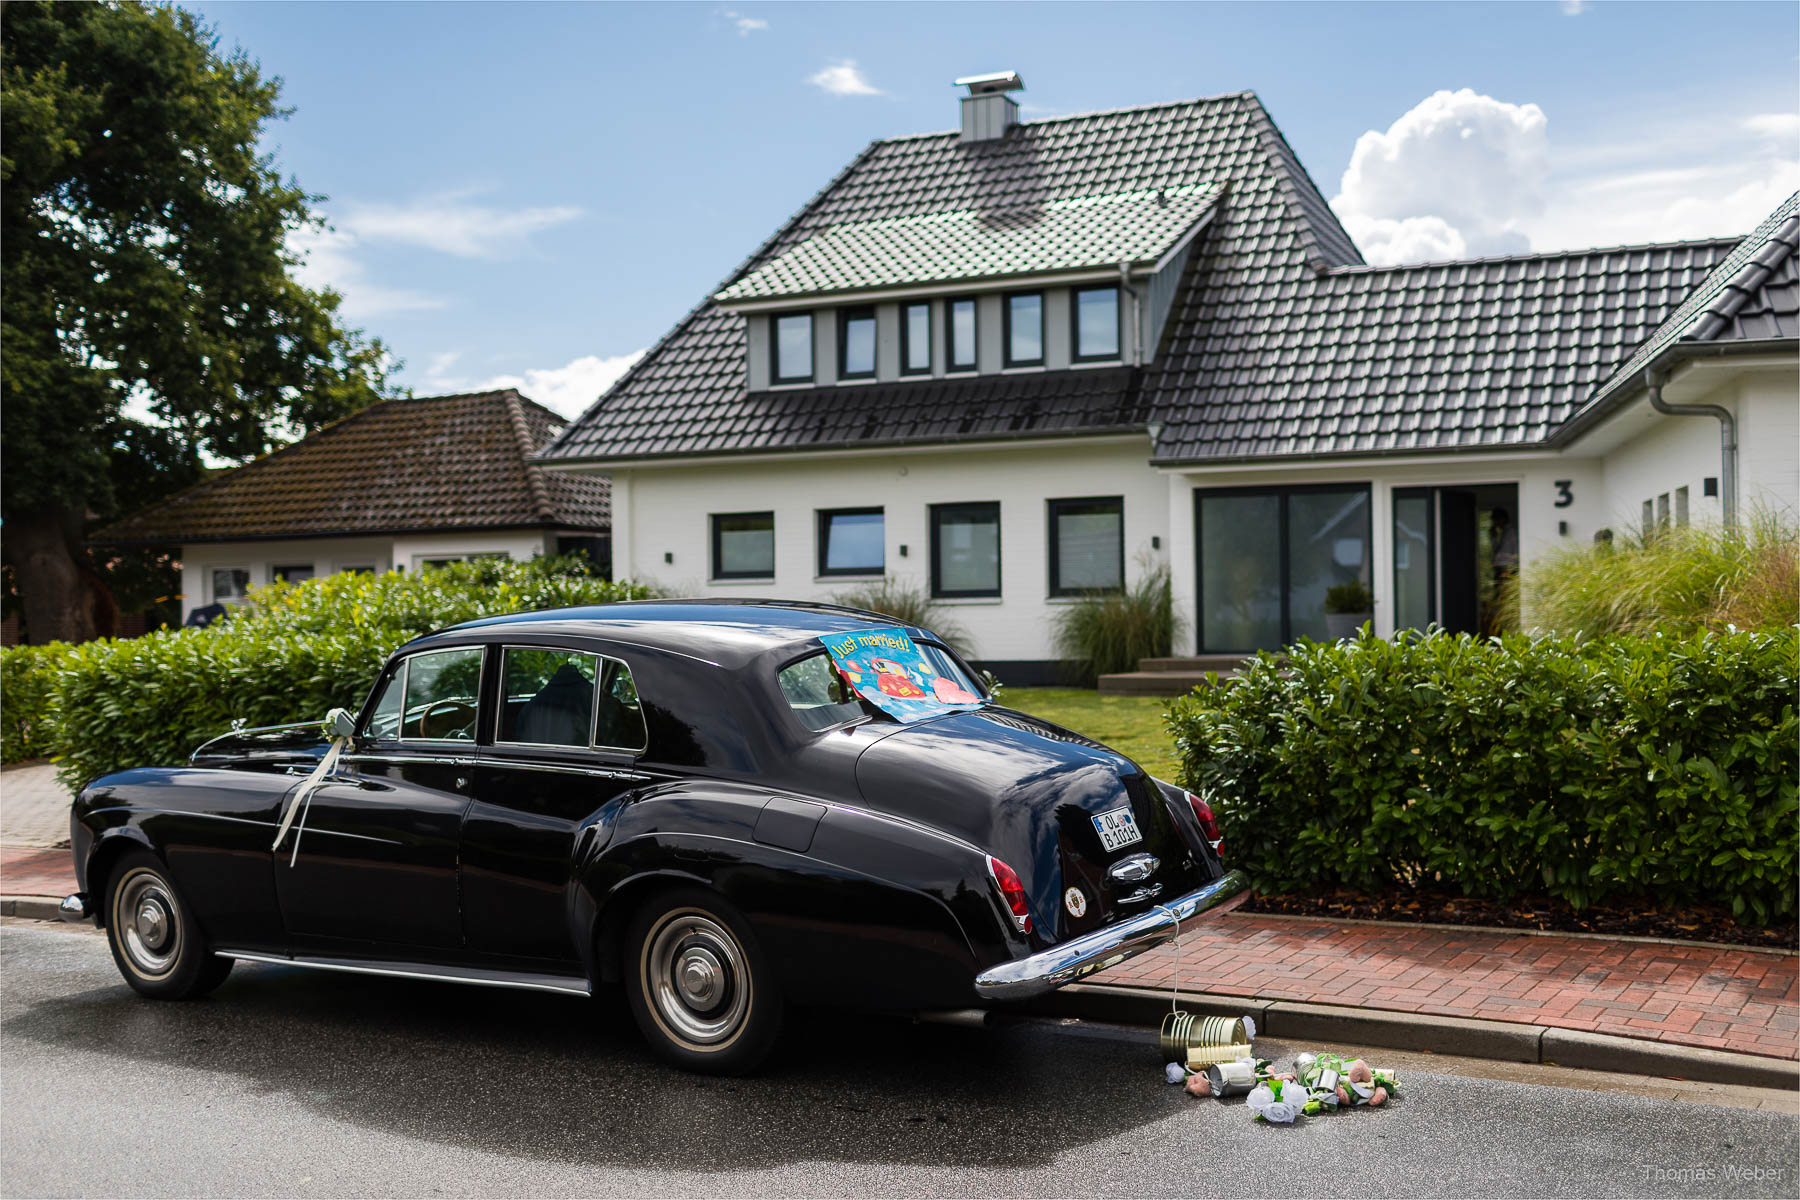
[1095,669,1235,697]
[1136,655,1251,673]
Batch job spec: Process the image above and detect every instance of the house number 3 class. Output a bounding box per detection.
[1553,480,1574,508]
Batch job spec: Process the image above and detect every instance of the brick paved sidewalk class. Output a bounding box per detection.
[0,762,72,847]
[1092,912,1799,1061]
[0,846,73,898]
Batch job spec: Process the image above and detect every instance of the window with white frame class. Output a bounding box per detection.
[210,567,252,605]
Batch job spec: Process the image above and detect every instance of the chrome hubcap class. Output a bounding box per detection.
[645,911,750,1048]
[677,947,723,1007]
[116,870,181,977]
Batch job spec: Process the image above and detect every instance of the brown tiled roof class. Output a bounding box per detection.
[97,390,609,545]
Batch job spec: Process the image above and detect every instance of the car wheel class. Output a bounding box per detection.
[103,850,234,1000]
[624,887,782,1075]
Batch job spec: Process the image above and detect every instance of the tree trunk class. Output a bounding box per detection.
[5,509,98,644]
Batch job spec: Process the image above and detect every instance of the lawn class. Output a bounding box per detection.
[997,687,1182,781]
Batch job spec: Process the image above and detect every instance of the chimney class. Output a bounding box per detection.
[955,71,1024,143]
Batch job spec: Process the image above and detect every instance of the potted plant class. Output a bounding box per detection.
[1323,580,1374,639]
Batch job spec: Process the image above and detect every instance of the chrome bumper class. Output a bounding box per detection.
[59,893,92,922]
[973,870,1249,1002]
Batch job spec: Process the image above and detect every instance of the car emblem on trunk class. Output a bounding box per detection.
[1063,887,1088,918]
[1107,853,1159,885]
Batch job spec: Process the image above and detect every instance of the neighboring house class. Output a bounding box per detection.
[97,390,611,623]
[540,76,1798,681]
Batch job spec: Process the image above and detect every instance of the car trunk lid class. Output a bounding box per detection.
[851,707,1206,941]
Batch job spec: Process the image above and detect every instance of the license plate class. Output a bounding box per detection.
[1092,806,1144,853]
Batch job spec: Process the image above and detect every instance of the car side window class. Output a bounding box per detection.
[778,652,864,732]
[399,648,484,741]
[500,648,597,747]
[498,646,647,753]
[364,665,407,740]
[595,658,648,753]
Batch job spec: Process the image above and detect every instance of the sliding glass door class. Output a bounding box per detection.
[1195,485,1371,652]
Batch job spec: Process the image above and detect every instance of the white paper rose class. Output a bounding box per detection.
[1241,1016,1257,1041]
[1260,1099,1300,1124]
[1165,1062,1186,1084]
[1245,1083,1275,1112]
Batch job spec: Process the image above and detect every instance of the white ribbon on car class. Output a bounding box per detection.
[271,708,353,866]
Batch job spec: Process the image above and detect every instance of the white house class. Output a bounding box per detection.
[541,77,1798,683]
[98,389,612,623]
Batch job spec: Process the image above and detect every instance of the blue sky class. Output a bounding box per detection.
[194,0,1800,417]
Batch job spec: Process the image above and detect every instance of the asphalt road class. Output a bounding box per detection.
[3,922,1796,1198]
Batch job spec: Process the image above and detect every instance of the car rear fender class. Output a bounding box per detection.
[580,785,999,1010]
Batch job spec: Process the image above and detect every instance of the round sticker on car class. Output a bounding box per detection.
[1064,887,1088,918]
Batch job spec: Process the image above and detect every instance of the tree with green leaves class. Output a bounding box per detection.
[2,1,400,643]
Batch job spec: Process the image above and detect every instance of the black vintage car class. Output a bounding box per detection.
[63,601,1246,1073]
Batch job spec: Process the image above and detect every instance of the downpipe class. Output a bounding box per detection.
[1645,366,1737,527]
[1119,262,1143,364]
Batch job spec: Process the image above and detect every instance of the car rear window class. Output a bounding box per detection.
[777,653,864,732]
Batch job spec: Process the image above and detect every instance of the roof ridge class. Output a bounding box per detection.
[501,389,560,523]
[1240,91,1364,270]
[1323,234,1744,276]
[540,138,891,460]
[1687,206,1800,341]
[871,91,1254,144]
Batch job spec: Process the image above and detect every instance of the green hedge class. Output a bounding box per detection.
[9,557,653,789]
[1167,629,1798,924]
[1,642,72,764]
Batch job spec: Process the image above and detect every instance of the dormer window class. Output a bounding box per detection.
[1073,286,1121,361]
[839,306,876,379]
[901,302,932,375]
[1005,291,1044,367]
[774,312,814,383]
[948,298,978,371]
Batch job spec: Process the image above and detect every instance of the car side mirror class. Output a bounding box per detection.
[325,707,357,740]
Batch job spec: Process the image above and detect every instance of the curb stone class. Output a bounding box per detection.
[0,897,65,922]
[1027,982,1799,1091]
[1540,1027,1800,1091]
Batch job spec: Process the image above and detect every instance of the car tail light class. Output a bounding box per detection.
[1186,792,1224,858]
[986,855,1033,935]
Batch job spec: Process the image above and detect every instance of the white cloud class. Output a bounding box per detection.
[424,349,649,418]
[1340,214,1470,265]
[724,10,768,35]
[807,60,883,97]
[1332,89,1800,265]
[1560,0,1587,15]
[1525,159,1800,250]
[1332,88,1549,264]
[340,193,583,259]
[1745,113,1800,144]
[287,222,447,320]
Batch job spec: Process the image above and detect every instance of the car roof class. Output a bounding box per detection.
[433,599,926,665]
